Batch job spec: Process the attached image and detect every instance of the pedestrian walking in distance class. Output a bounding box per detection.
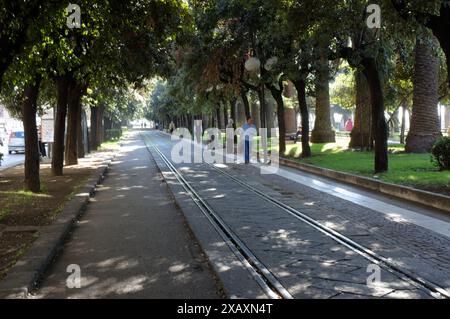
[242,116,256,164]
[169,120,176,134]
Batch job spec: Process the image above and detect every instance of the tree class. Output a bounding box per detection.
[1,0,189,191]
[292,78,312,158]
[0,0,52,92]
[311,55,336,143]
[406,35,442,152]
[266,75,287,154]
[52,75,70,175]
[52,0,188,168]
[350,72,373,149]
[22,79,42,192]
[333,0,406,173]
[0,1,66,191]
[391,0,450,88]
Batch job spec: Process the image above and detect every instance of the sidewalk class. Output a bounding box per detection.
[35,132,221,298]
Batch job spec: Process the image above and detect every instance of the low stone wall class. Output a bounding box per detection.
[279,158,450,213]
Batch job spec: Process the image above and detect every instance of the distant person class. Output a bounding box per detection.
[169,121,176,134]
[144,122,147,128]
[345,118,353,132]
[242,116,256,164]
[38,125,46,157]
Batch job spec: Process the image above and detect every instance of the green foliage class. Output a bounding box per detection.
[431,137,450,170]
[331,67,355,109]
[0,0,189,121]
[285,142,450,189]
[105,129,122,141]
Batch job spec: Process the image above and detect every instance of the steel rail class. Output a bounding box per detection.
[141,133,294,299]
[206,162,450,299]
[147,131,449,299]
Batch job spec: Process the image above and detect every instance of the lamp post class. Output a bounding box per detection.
[244,56,266,129]
[244,55,269,163]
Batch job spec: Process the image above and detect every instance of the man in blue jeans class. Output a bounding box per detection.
[242,116,256,164]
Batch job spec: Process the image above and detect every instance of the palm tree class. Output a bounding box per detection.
[311,55,336,143]
[350,71,372,150]
[406,35,442,153]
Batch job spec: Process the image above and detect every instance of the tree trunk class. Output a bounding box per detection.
[104,115,112,140]
[223,103,228,127]
[362,57,388,173]
[350,71,373,150]
[311,56,335,143]
[251,101,261,129]
[258,87,267,130]
[235,101,245,127]
[52,76,69,176]
[65,84,82,166]
[406,36,442,153]
[284,108,297,134]
[90,105,99,151]
[241,90,251,119]
[97,103,105,146]
[188,115,193,134]
[22,79,41,192]
[230,99,237,129]
[400,102,407,144]
[268,84,286,155]
[77,107,85,158]
[293,79,312,158]
[216,104,222,129]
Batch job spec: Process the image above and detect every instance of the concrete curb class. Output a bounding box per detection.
[279,157,450,213]
[0,158,112,299]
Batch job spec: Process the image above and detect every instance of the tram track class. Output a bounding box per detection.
[143,132,449,299]
[142,133,293,299]
[205,163,450,299]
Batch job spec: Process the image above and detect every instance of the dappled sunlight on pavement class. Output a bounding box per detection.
[34,131,221,299]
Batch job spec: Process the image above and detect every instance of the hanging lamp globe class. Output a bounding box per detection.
[245,57,261,72]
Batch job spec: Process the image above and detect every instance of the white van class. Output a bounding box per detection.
[8,131,25,154]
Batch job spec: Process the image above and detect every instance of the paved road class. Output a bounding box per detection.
[33,130,450,299]
[35,132,221,298]
[0,144,24,170]
[144,130,450,299]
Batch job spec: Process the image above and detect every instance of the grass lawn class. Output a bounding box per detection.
[98,139,122,151]
[283,139,450,195]
[0,164,96,280]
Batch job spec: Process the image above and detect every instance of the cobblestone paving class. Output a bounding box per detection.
[146,132,440,299]
[228,163,450,293]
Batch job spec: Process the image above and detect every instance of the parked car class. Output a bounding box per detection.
[8,131,25,154]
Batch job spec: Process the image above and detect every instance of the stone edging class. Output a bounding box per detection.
[279,157,450,214]
[0,159,112,299]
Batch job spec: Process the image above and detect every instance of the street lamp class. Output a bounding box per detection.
[244,57,261,73]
